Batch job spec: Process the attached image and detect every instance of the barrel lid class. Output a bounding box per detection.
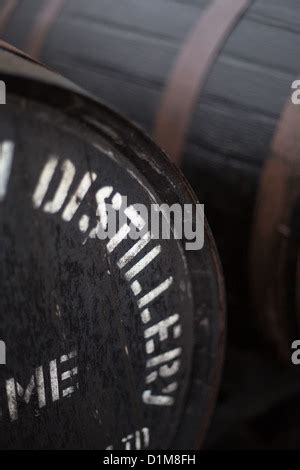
[0,47,225,449]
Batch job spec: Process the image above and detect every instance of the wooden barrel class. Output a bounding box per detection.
[0,42,225,449]
[1,0,298,356]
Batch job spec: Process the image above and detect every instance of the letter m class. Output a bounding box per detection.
[6,367,46,421]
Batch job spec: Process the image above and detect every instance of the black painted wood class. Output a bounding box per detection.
[2,0,297,341]
[0,44,225,449]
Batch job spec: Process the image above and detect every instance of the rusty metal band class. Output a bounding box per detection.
[0,39,40,63]
[25,0,65,59]
[0,0,18,35]
[153,0,252,166]
[251,87,300,357]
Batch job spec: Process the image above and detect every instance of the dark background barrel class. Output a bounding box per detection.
[2,0,299,339]
[2,0,300,449]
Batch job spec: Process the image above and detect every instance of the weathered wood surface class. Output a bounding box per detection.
[0,43,225,449]
[1,0,299,343]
